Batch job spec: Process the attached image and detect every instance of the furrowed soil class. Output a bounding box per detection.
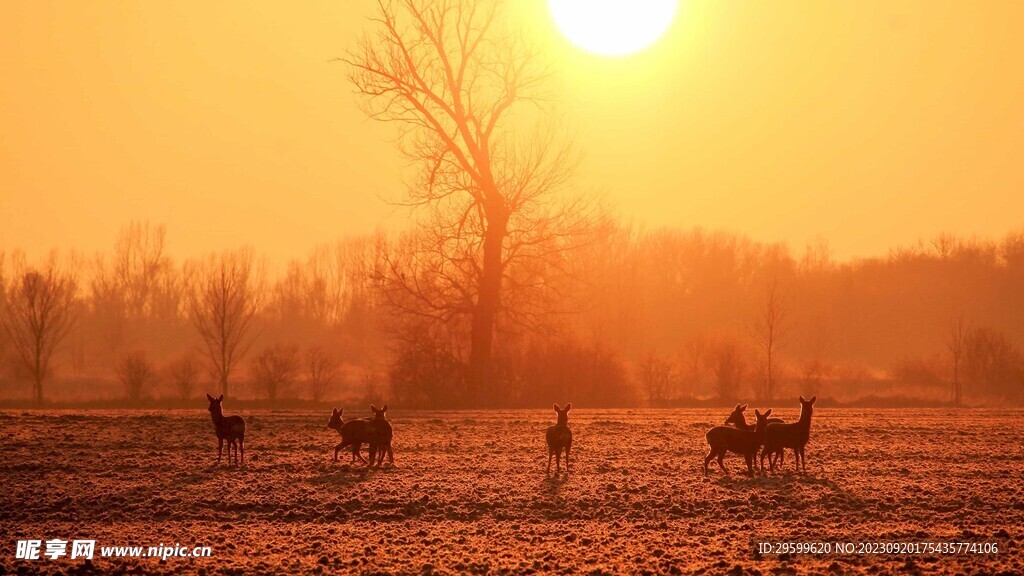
[1,408,1022,575]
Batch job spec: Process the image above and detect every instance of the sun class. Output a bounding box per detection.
[549,0,678,57]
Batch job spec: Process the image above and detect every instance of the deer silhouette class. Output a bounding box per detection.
[546,403,573,474]
[326,408,371,465]
[761,395,816,473]
[206,393,245,465]
[368,404,394,466]
[725,403,784,430]
[704,408,772,475]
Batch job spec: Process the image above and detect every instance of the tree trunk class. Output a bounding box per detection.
[34,376,43,404]
[467,212,507,407]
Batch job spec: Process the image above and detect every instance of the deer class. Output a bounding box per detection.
[704,408,772,475]
[206,393,245,465]
[725,403,784,430]
[326,408,372,465]
[546,403,573,475]
[367,404,394,466]
[761,395,816,473]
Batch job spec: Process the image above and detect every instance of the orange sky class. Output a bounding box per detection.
[2,0,1022,266]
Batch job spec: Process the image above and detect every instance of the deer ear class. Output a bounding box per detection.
[206,394,214,402]
[809,396,817,404]
[799,395,806,403]
[217,394,224,402]
[370,404,377,412]
[755,409,761,417]
[553,403,561,412]
[765,408,772,417]
[382,404,388,412]
[565,403,571,411]
[331,408,338,416]
[740,404,747,411]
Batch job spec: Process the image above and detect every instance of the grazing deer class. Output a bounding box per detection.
[704,408,772,475]
[761,395,816,473]
[367,404,394,466]
[326,408,371,465]
[546,403,573,474]
[725,403,784,430]
[206,393,245,465]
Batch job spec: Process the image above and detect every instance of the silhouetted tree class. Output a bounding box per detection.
[251,344,301,402]
[947,317,969,407]
[639,351,675,404]
[708,336,747,402]
[167,353,200,400]
[117,350,156,401]
[305,345,339,402]
[186,248,264,399]
[348,0,581,405]
[1,253,78,403]
[752,271,789,400]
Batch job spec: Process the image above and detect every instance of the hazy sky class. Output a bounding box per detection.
[2,0,1022,266]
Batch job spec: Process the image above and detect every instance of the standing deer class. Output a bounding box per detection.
[725,403,785,464]
[326,408,372,465]
[367,404,394,466]
[206,393,245,465]
[761,395,816,473]
[704,408,772,475]
[546,403,573,474]
[726,403,785,429]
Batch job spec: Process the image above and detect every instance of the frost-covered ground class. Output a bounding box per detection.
[1,408,1021,575]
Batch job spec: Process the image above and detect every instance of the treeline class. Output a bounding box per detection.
[1,223,1022,406]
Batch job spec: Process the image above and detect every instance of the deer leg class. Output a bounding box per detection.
[239,437,244,465]
[703,449,715,475]
[800,447,806,472]
[564,445,571,471]
[547,451,553,475]
[334,441,345,462]
[717,451,727,474]
[387,446,394,464]
[217,438,223,464]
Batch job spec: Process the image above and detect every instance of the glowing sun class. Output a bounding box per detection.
[549,0,678,57]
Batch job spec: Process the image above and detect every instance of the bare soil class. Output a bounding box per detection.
[1,408,1021,575]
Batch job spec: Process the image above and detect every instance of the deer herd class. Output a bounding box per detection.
[205,394,817,476]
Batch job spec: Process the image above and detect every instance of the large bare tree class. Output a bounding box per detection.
[348,0,581,404]
[187,248,264,399]
[1,253,79,403]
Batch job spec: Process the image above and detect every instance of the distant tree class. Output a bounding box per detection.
[798,358,832,399]
[708,338,746,403]
[1,253,78,403]
[91,222,180,355]
[186,248,265,399]
[348,0,584,405]
[752,272,789,400]
[117,350,157,401]
[962,326,1022,401]
[947,317,969,407]
[639,351,675,404]
[251,344,301,402]
[167,354,200,400]
[305,345,339,402]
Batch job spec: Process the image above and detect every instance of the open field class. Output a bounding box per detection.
[2,408,1022,575]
